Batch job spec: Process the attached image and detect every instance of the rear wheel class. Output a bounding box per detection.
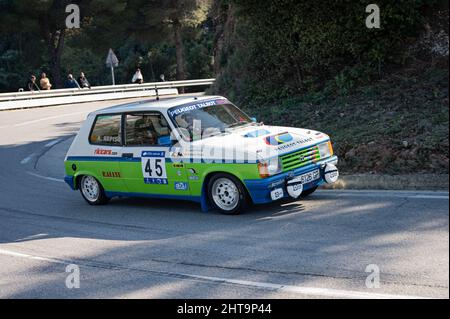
[207,174,248,215]
[79,175,109,205]
[300,186,318,198]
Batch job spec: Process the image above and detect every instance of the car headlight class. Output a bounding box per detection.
[318,141,334,159]
[258,157,282,178]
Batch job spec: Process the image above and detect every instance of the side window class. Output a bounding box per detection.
[125,113,172,146]
[89,114,122,146]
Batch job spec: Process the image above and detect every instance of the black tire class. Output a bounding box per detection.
[300,186,318,198]
[79,175,110,205]
[207,173,248,215]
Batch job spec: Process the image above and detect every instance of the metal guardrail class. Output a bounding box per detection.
[0,79,215,111]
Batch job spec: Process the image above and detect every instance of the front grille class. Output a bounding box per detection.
[281,145,321,171]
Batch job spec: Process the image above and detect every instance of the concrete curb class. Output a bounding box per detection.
[322,174,449,191]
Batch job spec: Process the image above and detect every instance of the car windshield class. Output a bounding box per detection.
[169,102,253,141]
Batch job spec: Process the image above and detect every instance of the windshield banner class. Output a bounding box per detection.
[168,99,228,118]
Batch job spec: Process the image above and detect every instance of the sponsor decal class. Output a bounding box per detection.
[168,99,227,118]
[173,163,184,168]
[97,136,120,143]
[174,182,189,191]
[264,132,294,146]
[144,178,169,185]
[269,179,284,188]
[188,168,199,181]
[102,171,121,178]
[276,137,314,152]
[94,148,118,156]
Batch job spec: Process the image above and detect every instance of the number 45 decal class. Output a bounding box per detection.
[141,151,168,185]
[145,158,164,176]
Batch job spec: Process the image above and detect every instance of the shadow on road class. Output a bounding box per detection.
[0,133,448,298]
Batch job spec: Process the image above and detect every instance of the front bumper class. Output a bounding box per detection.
[244,156,339,204]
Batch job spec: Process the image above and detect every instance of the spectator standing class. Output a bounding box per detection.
[66,74,80,89]
[40,73,52,90]
[159,74,166,82]
[132,68,144,84]
[27,75,40,91]
[78,72,91,89]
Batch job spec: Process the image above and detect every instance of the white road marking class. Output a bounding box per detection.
[44,139,62,148]
[411,195,449,199]
[27,171,64,183]
[15,233,49,242]
[12,111,86,127]
[318,190,449,200]
[0,248,429,299]
[0,248,67,265]
[186,274,427,299]
[20,139,62,166]
[20,154,37,165]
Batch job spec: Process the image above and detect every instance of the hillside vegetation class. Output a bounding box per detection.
[241,66,448,174]
[211,0,449,174]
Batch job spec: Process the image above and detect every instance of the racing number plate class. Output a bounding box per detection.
[141,151,168,185]
[271,188,284,201]
[297,169,320,184]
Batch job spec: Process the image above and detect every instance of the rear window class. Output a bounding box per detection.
[89,114,122,146]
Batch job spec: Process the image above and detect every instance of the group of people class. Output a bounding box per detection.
[132,68,167,84]
[27,72,91,91]
[26,68,165,91]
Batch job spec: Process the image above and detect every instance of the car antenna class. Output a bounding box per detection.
[155,85,160,101]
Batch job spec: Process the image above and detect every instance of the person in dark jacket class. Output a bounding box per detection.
[27,75,40,91]
[66,74,80,89]
[78,72,91,89]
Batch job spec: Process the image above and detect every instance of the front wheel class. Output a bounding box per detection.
[79,175,109,205]
[207,174,248,215]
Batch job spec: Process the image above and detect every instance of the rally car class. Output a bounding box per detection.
[64,96,339,214]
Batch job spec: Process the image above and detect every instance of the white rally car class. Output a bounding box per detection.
[64,96,339,214]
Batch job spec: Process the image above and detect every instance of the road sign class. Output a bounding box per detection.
[106,49,119,85]
[106,48,119,67]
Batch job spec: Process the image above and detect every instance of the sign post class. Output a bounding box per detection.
[106,48,119,85]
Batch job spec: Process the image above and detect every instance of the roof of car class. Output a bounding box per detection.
[92,95,225,115]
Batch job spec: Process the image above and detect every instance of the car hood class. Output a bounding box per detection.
[177,124,330,161]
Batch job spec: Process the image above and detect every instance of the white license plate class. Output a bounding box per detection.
[270,188,284,201]
[294,169,320,184]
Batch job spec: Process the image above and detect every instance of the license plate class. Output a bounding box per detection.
[295,169,320,184]
[270,188,284,201]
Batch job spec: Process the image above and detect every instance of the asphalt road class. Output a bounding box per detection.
[0,99,448,299]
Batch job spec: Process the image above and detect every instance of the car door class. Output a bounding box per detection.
[119,112,190,197]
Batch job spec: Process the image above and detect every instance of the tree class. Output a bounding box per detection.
[140,0,211,82]
[40,0,75,88]
[0,0,83,89]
